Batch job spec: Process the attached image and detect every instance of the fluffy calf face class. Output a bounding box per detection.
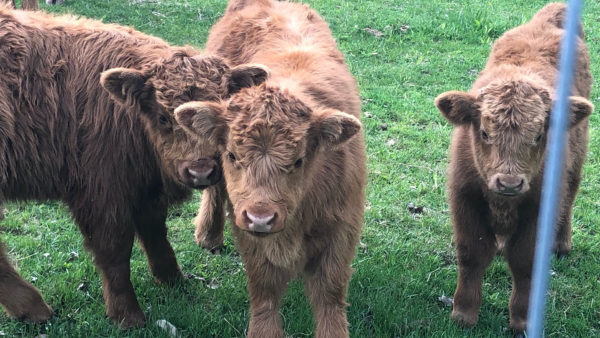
[101,53,268,189]
[176,81,361,235]
[436,79,593,197]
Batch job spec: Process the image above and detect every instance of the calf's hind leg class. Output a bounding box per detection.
[194,181,226,253]
[554,175,581,257]
[133,199,182,283]
[0,242,53,322]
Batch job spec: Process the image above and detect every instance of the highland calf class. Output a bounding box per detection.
[435,3,593,332]
[178,0,366,336]
[0,7,265,327]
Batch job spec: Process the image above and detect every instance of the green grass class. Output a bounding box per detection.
[3,0,600,336]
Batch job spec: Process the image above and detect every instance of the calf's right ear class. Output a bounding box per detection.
[434,91,478,125]
[175,102,228,145]
[228,64,270,95]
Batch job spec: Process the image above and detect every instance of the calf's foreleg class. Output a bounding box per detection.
[451,193,496,327]
[0,242,53,322]
[245,257,291,338]
[73,205,145,328]
[134,199,182,284]
[304,243,354,338]
[505,222,536,332]
[21,0,37,10]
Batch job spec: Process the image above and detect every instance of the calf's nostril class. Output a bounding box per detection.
[246,211,275,226]
[242,210,251,226]
[270,212,278,225]
[496,177,504,188]
[187,167,213,179]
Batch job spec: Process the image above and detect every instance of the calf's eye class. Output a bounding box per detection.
[481,130,489,141]
[158,115,169,125]
[294,158,303,168]
[227,152,236,163]
[535,134,542,143]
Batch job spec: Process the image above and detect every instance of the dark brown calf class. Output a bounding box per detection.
[0,7,264,327]
[435,2,593,332]
[179,0,366,337]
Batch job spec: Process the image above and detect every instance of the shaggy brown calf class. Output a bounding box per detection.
[178,0,366,336]
[435,3,593,332]
[0,7,265,327]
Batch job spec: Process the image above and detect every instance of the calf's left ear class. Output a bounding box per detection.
[568,96,594,126]
[311,109,362,147]
[101,68,152,107]
[228,64,270,95]
[175,101,228,145]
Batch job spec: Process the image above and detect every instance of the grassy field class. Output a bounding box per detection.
[2,0,600,336]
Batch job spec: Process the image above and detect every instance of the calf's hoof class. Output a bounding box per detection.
[450,309,478,328]
[22,302,53,323]
[106,298,146,329]
[553,241,571,259]
[248,327,284,338]
[4,285,54,322]
[109,308,146,329]
[509,317,527,333]
[195,232,223,254]
[12,301,54,323]
[152,266,183,285]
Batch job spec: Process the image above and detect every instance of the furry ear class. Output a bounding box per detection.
[228,64,270,94]
[568,96,594,126]
[101,68,151,107]
[311,109,362,147]
[434,91,479,125]
[175,101,228,145]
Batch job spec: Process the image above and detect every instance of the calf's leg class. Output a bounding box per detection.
[304,245,354,338]
[245,257,291,338]
[451,194,496,327]
[505,223,536,332]
[21,0,38,10]
[133,200,182,283]
[0,242,53,322]
[72,205,145,328]
[554,175,580,257]
[194,181,226,253]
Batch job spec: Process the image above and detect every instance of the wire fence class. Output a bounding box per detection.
[527,0,584,337]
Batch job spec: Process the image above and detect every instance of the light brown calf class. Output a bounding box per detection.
[435,2,593,332]
[178,0,366,336]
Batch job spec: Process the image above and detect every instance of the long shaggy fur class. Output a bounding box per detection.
[195,1,367,337]
[0,7,236,327]
[434,2,592,332]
